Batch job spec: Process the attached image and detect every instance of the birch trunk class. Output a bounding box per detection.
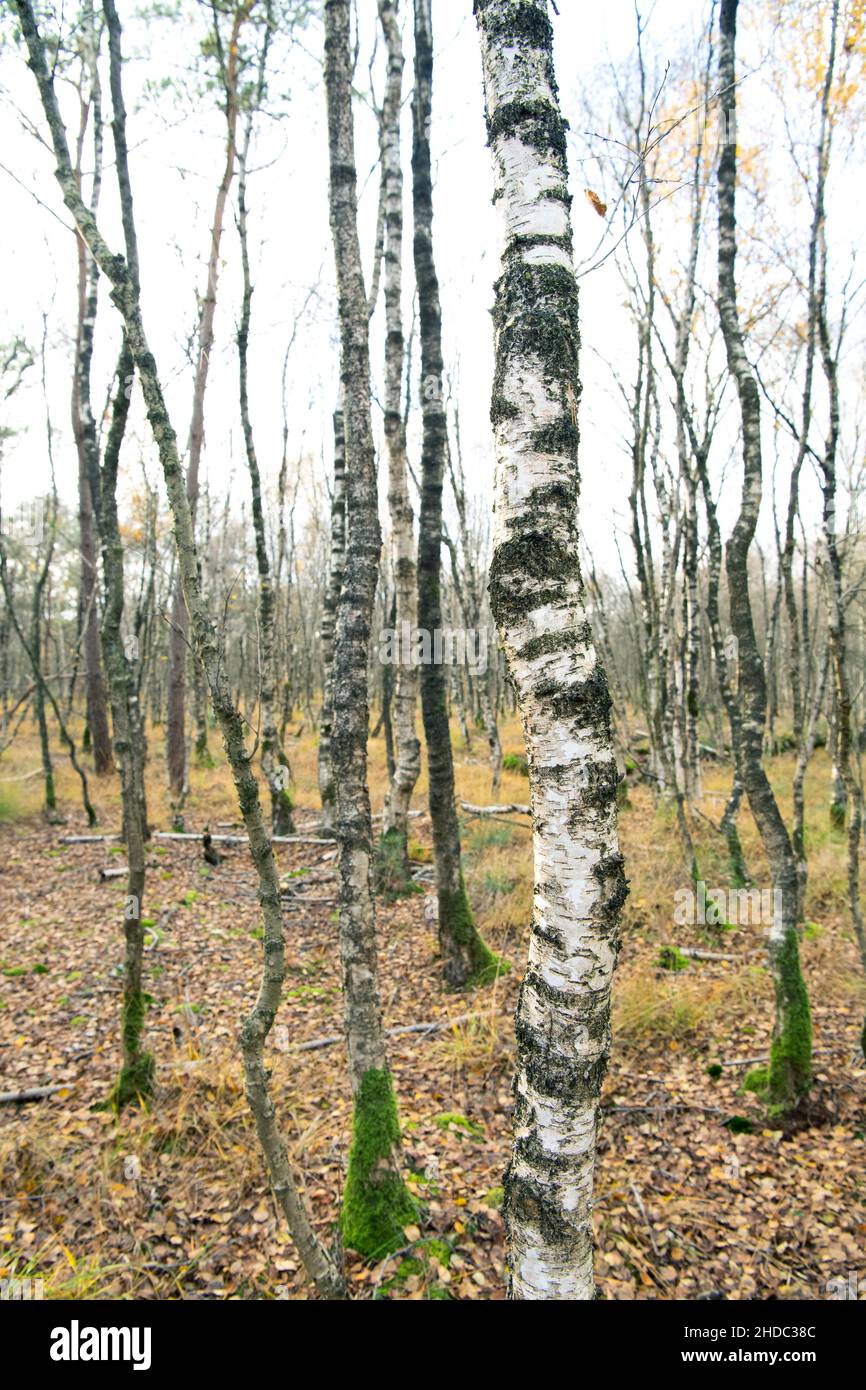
[717,0,811,1112]
[236,30,296,837]
[475,0,626,1298]
[71,49,112,776]
[317,407,345,833]
[415,0,500,989]
[165,3,245,799]
[377,0,421,870]
[324,0,415,1258]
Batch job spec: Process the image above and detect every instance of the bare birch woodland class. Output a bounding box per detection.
[0,0,865,1313]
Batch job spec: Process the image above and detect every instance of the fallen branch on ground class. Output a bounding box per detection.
[0,1083,74,1104]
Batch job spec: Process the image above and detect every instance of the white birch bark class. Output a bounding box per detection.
[378,0,421,853]
[474,0,627,1299]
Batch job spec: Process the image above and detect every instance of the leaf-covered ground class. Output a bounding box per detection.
[1,722,864,1299]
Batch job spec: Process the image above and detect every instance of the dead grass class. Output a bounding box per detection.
[1,709,865,1301]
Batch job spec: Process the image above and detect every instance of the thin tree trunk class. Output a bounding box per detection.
[324,0,415,1258]
[318,408,346,832]
[236,14,295,837]
[415,0,499,989]
[70,41,112,778]
[717,0,810,1112]
[165,3,246,800]
[378,0,421,870]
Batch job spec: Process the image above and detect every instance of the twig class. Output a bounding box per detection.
[630,1180,661,1258]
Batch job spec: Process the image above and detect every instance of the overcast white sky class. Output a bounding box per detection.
[0,0,860,574]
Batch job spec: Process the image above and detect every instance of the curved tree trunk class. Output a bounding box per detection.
[475,0,626,1298]
[717,0,810,1113]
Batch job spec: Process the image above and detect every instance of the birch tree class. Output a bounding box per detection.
[415,0,501,989]
[717,0,811,1113]
[70,11,112,776]
[166,0,249,807]
[377,0,421,877]
[236,0,296,836]
[324,0,415,1258]
[317,406,345,832]
[475,0,626,1297]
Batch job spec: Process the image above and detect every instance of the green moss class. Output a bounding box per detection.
[121,988,147,1060]
[741,1065,769,1095]
[341,1068,417,1261]
[433,1112,485,1140]
[272,787,295,836]
[767,929,811,1111]
[103,988,154,1110]
[374,828,420,901]
[109,1051,154,1111]
[657,946,689,973]
[726,824,749,890]
[532,415,580,458]
[440,875,508,989]
[706,1063,723,1080]
[502,751,529,776]
[722,1115,754,1134]
[423,1237,452,1268]
[487,98,567,164]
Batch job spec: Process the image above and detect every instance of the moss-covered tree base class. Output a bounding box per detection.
[373,828,419,902]
[766,930,811,1114]
[107,1051,154,1111]
[194,735,215,769]
[440,875,508,990]
[272,788,295,837]
[341,1067,417,1260]
[829,801,846,831]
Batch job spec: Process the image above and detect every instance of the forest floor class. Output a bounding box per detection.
[0,716,864,1300]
